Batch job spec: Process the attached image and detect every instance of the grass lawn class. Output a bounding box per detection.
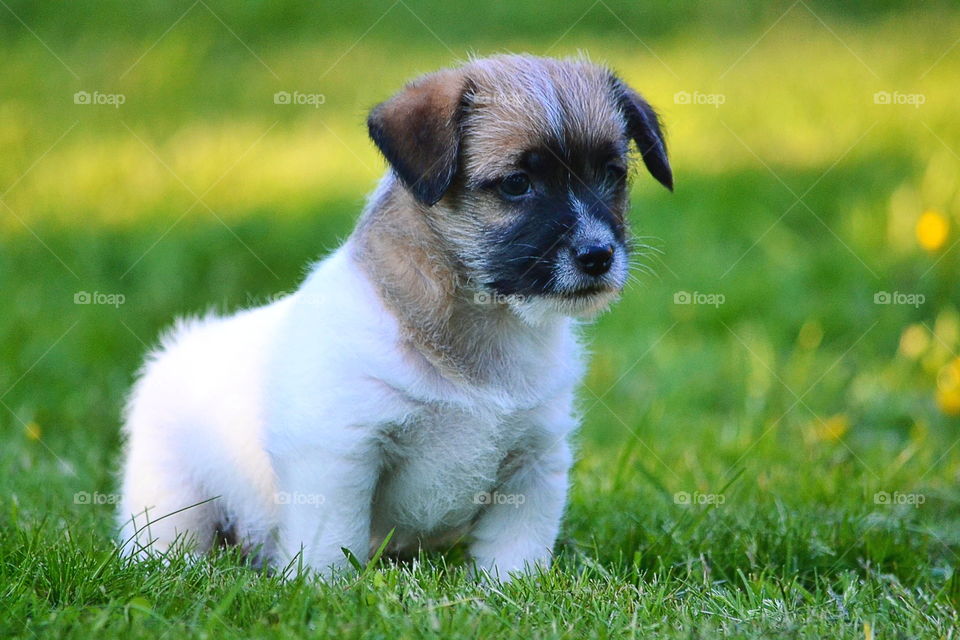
[2,2,960,638]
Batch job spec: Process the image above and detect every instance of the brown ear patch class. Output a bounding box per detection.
[367,69,467,206]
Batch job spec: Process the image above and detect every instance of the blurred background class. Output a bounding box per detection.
[2,0,959,578]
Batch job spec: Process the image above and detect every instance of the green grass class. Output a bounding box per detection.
[3,2,960,638]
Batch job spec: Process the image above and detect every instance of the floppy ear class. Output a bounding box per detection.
[609,75,673,191]
[367,69,467,206]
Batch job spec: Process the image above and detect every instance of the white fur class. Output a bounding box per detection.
[116,242,584,581]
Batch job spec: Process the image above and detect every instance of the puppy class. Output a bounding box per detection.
[116,54,672,580]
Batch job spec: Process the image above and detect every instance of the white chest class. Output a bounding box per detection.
[369,404,532,541]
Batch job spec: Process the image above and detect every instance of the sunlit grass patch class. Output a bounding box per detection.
[2,3,960,638]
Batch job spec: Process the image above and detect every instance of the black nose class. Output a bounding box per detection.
[574,244,614,277]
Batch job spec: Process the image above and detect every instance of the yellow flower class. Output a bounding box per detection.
[916,210,949,251]
[937,387,960,416]
[938,358,960,389]
[25,421,42,441]
[937,358,960,415]
[816,414,850,442]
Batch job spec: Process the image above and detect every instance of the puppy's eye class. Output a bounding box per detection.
[606,163,627,183]
[499,173,532,199]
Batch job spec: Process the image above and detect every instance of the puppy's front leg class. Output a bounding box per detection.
[273,446,379,578]
[469,436,573,581]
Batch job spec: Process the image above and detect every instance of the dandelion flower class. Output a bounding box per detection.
[937,358,960,415]
[937,388,960,416]
[916,210,949,251]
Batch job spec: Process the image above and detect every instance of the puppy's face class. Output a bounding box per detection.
[368,56,672,320]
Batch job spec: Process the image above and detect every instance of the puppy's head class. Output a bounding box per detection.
[367,55,671,321]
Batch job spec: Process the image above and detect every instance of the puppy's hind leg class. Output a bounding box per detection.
[117,436,219,561]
